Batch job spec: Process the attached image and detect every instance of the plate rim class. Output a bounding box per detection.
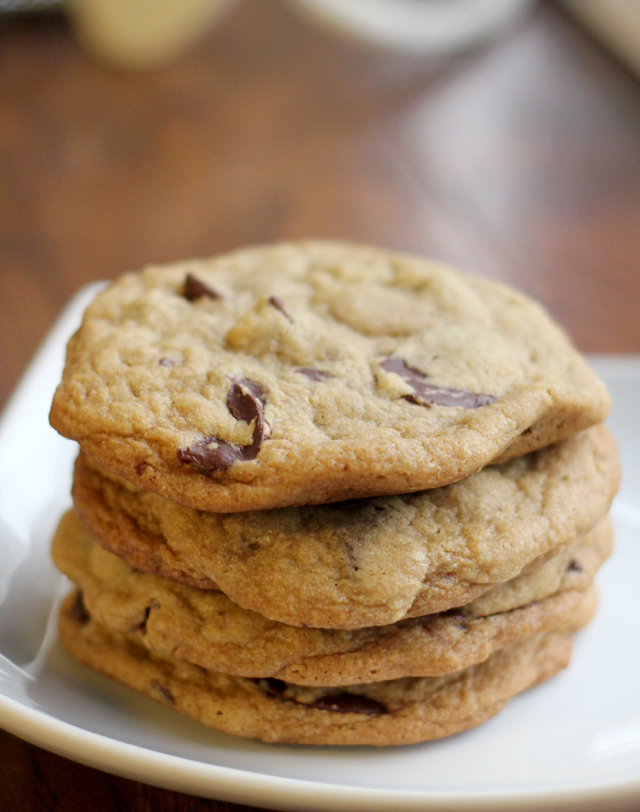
[2,687,640,812]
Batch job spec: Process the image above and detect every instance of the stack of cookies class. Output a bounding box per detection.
[48,242,619,746]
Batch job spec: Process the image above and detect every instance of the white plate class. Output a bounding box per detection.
[0,287,639,812]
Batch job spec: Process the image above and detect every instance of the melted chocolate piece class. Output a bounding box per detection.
[135,603,159,634]
[255,679,386,715]
[380,357,496,409]
[151,680,175,704]
[262,678,287,696]
[182,273,222,301]
[227,379,267,423]
[310,693,387,715]
[269,296,293,322]
[296,367,332,381]
[178,437,247,473]
[177,379,270,473]
[71,591,90,625]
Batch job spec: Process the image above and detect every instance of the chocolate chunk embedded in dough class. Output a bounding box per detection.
[296,367,333,381]
[177,380,270,473]
[380,357,496,409]
[182,274,222,301]
[151,680,175,704]
[256,678,386,715]
[268,295,293,321]
[177,437,247,473]
[227,379,267,424]
[70,591,90,624]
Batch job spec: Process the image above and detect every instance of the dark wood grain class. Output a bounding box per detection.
[0,727,255,811]
[0,0,639,810]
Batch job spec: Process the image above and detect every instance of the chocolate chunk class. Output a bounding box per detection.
[269,296,293,322]
[182,273,222,301]
[135,461,148,476]
[296,367,332,381]
[71,591,90,625]
[226,378,270,457]
[255,679,386,715]
[177,379,270,473]
[262,678,287,696]
[151,680,175,704]
[310,693,387,715]
[380,357,496,409]
[178,437,246,473]
[135,602,159,634]
[227,378,267,423]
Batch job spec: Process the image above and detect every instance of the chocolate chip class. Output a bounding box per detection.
[296,367,332,381]
[135,602,159,634]
[380,357,496,409]
[178,437,245,473]
[567,559,583,572]
[262,678,287,696]
[227,378,267,423]
[269,296,293,322]
[177,379,270,473]
[226,377,269,455]
[182,273,222,301]
[135,461,148,476]
[71,591,90,625]
[151,680,175,704]
[310,693,387,715]
[254,679,386,715]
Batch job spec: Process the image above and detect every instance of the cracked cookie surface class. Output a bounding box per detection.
[50,241,610,512]
[72,425,619,627]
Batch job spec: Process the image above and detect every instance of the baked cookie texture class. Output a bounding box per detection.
[52,510,610,686]
[49,242,619,747]
[71,425,619,627]
[49,241,611,512]
[59,591,587,747]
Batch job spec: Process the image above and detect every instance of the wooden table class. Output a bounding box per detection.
[0,1,639,809]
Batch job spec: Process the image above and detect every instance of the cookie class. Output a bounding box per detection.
[53,510,609,686]
[59,591,580,746]
[50,241,610,512]
[72,424,619,627]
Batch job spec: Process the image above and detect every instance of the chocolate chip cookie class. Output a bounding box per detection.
[59,590,584,746]
[53,509,610,686]
[50,241,611,512]
[72,424,619,628]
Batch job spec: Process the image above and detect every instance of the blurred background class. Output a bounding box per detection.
[0,1,640,808]
[1,0,640,410]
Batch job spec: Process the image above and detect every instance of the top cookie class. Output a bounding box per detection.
[50,241,610,511]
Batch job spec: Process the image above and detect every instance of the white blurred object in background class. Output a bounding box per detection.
[292,0,534,54]
[18,0,536,70]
